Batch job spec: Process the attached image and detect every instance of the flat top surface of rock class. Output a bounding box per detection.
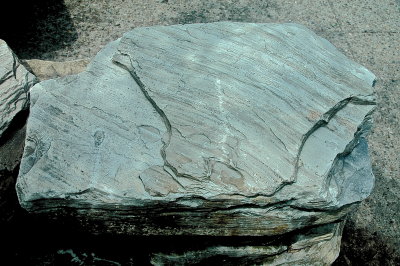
[16,22,376,235]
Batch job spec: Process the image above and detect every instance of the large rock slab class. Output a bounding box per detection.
[16,22,375,239]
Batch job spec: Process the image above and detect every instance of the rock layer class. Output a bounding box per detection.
[0,40,37,139]
[16,22,375,263]
[0,40,37,225]
[150,221,345,265]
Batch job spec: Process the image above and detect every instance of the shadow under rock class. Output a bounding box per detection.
[333,219,400,266]
[0,0,77,60]
[333,165,400,266]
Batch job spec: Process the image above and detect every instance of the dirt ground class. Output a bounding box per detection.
[1,0,399,265]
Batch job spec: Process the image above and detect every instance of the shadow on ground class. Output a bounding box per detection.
[334,164,400,265]
[334,220,400,266]
[0,0,77,59]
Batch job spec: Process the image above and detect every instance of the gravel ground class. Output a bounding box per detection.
[1,0,399,265]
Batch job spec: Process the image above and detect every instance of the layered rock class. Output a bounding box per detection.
[16,22,376,264]
[0,40,37,224]
[150,221,345,265]
[0,40,37,138]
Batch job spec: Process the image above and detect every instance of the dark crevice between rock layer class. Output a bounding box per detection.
[21,195,351,238]
[0,112,29,226]
[11,49,18,78]
[3,212,342,265]
[288,200,357,213]
[25,194,296,214]
[151,245,289,265]
[151,221,344,265]
[0,166,21,225]
[0,109,29,146]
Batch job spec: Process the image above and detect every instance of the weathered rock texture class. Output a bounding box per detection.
[0,40,37,224]
[0,40,37,138]
[150,221,345,265]
[16,22,375,264]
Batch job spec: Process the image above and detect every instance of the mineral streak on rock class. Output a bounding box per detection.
[0,40,37,139]
[16,23,376,238]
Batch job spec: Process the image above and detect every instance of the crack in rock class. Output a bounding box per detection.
[14,23,377,247]
[112,53,185,188]
[292,94,376,183]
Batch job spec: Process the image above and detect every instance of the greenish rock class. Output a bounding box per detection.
[0,39,37,225]
[16,22,376,264]
[0,40,37,139]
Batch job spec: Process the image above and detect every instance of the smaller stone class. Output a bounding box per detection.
[23,59,90,81]
[0,40,37,138]
[0,39,37,225]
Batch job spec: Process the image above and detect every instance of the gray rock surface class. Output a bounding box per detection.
[16,22,375,263]
[0,40,37,138]
[0,40,37,225]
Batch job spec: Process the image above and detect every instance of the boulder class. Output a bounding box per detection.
[15,22,376,264]
[0,39,37,224]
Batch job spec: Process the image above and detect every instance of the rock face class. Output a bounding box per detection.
[16,22,375,264]
[0,40,37,225]
[0,40,37,138]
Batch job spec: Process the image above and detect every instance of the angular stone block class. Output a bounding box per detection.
[15,22,376,264]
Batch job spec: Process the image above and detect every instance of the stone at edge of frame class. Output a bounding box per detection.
[0,39,37,225]
[16,22,376,237]
[0,39,37,139]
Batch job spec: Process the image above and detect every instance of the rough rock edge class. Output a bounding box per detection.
[0,40,37,138]
[15,23,376,237]
[150,221,344,265]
